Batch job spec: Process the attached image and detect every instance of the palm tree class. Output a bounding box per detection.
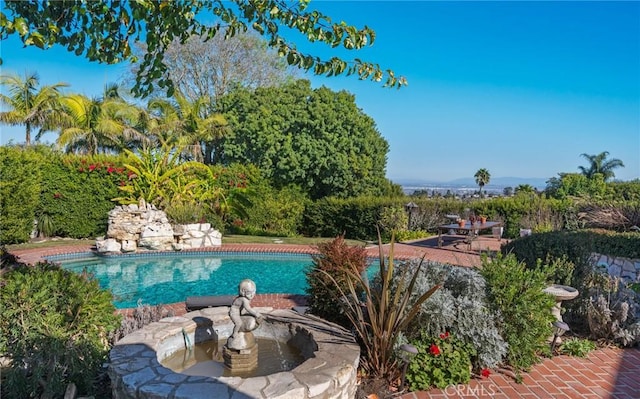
[57,91,148,155]
[474,168,491,197]
[0,72,68,145]
[578,151,624,181]
[147,91,229,163]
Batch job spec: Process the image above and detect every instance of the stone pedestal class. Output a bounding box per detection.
[223,333,258,372]
[543,284,579,344]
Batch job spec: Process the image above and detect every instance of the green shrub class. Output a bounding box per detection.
[559,338,596,357]
[503,230,640,323]
[38,154,128,238]
[0,145,44,244]
[406,331,475,390]
[480,253,556,378]
[404,262,507,370]
[234,184,309,237]
[305,236,369,327]
[0,262,121,398]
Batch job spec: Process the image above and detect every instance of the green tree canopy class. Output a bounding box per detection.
[1,1,406,97]
[218,79,390,199]
[578,151,625,182]
[0,71,68,145]
[544,172,609,199]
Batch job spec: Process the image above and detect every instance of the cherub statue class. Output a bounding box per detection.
[228,279,263,346]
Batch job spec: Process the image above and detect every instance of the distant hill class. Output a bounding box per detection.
[395,177,549,190]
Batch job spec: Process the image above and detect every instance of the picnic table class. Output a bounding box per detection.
[437,221,502,250]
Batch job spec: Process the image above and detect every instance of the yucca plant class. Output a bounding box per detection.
[321,228,441,385]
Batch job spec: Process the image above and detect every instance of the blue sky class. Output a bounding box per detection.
[1,1,639,183]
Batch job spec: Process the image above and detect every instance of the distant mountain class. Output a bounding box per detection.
[448,177,549,189]
[394,177,549,190]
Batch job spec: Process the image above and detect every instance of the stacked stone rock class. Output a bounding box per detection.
[96,199,221,254]
[591,253,640,283]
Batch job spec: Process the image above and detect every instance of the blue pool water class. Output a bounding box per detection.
[49,252,378,309]
[48,252,319,309]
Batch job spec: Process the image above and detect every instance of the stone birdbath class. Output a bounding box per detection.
[543,284,579,324]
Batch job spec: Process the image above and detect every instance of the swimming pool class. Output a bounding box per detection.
[49,252,321,309]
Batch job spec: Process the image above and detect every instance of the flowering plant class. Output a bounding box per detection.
[406,331,476,390]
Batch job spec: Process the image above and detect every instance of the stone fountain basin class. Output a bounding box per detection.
[108,307,360,399]
[543,284,579,301]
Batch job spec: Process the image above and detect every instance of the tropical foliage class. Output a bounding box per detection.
[474,168,491,197]
[0,72,67,145]
[578,151,625,181]
[57,92,148,154]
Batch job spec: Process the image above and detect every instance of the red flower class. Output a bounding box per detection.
[119,181,126,186]
[439,331,450,339]
[481,368,491,378]
[429,344,441,356]
[107,166,115,173]
[88,164,97,171]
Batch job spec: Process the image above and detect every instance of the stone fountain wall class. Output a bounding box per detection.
[95,200,221,254]
[109,308,360,399]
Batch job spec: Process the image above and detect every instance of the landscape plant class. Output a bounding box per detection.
[585,273,640,347]
[404,262,508,371]
[406,331,476,390]
[480,253,556,379]
[305,235,370,328]
[318,232,441,386]
[558,338,597,357]
[0,145,44,243]
[0,262,121,398]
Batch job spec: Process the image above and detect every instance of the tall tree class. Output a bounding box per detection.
[0,72,67,145]
[1,1,406,97]
[57,90,148,155]
[474,168,491,197]
[578,151,624,181]
[146,92,230,163]
[146,31,295,105]
[218,79,390,199]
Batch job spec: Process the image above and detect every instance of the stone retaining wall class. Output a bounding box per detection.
[591,253,640,283]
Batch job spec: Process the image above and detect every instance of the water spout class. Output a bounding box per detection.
[182,328,193,351]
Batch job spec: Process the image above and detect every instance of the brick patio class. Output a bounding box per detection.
[7,239,640,399]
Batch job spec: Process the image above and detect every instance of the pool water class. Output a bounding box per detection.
[51,252,318,309]
[50,252,378,309]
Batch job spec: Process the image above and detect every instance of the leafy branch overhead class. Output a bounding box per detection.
[0,0,408,97]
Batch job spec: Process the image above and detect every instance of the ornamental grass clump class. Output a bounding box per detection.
[406,331,476,390]
[318,231,441,385]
